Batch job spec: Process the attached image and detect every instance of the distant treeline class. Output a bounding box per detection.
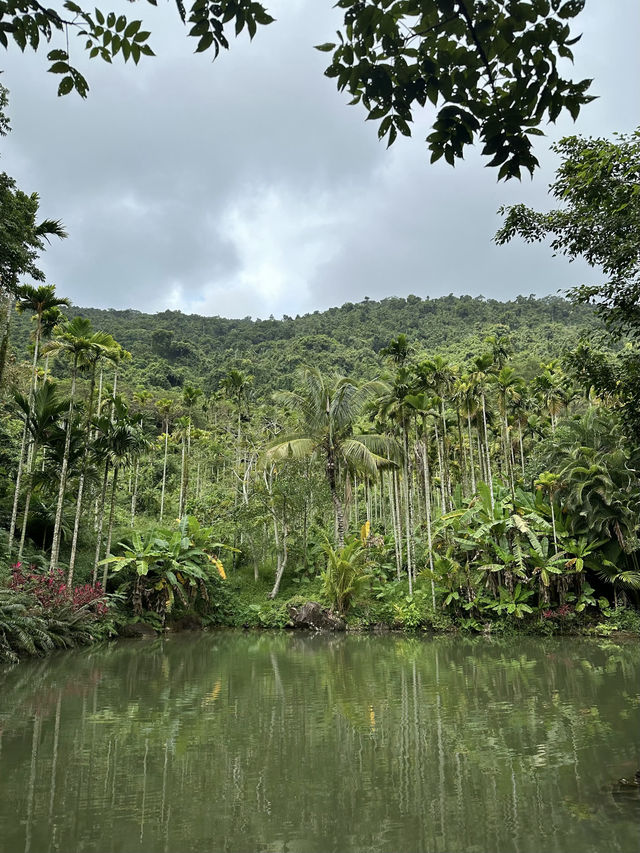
[9,294,596,398]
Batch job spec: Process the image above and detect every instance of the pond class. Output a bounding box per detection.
[0,632,638,853]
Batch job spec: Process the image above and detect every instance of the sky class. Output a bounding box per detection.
[1,0,638,319]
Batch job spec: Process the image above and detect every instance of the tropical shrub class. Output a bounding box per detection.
[103,516,229,621]
[321,538,369,615]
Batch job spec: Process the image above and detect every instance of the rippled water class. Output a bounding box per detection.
[0,632,638,853]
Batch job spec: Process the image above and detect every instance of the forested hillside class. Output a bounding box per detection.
[7,294,596,397]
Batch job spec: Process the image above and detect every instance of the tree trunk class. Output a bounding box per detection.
[50,356,78,572]
[481,391,494,512]
[8,323,41,558]
[160,418,169,521]
[269,521,288,599]
[7,420,28,558]
[387,472,402,580]
[102,466,119,589]
[178,433,186,517]
[0,295,14,388]
[131,458,140,526]
[326,448,345,548]
[467,414,476,494]
[92,461,110,585]
[421,438,436,610]
[67,363,98,586]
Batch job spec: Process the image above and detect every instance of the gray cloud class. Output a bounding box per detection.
[1,0,638,317]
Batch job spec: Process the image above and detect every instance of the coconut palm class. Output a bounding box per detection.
[267,368,397,547]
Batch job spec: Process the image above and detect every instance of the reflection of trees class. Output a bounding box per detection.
[0,634,637,853]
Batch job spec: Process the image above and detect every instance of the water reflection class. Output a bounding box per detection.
[0,633,638,853]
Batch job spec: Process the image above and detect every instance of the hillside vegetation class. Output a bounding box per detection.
[7,294,596,398]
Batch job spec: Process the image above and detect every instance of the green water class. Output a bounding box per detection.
[0,632,638,853]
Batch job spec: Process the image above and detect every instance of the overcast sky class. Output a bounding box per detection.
[1,1,638,319]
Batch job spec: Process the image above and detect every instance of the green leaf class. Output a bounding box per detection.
[57,76,74,96]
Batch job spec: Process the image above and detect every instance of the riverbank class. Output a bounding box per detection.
[2,561,639,664]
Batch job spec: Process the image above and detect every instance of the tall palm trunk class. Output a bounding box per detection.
[160,417,169,521]
[178,431,186,517]
[467,413,476,494]
[131,458,140,526]
[387,472,402,580]
[8,321,41,557]
[92,461,110,584]
[326,447,345,548]
[433,419,446,513]
[481,391,494,511]
[420,436,436,609]
[0,295,14,387]
[402,417,414,589]
[102,466,119,589]
[50,355,79,572]
[68,364,99,587]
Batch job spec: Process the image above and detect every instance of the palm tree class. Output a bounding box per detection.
[267,368,397,547]
[490,365,523,492]
[380,334,411,366]
[6,285,70,557]
[66,330,121,586]
[179,384,203,516]
[376,366,418,588]
[470,352,496,510]
[13,383,67,560]
[93,398,139,587]
[156,398,175,522]
[0,215,67,387]
[43,316,95,572]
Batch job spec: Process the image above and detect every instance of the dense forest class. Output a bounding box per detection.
[6,293,596,397]
[1,287,639,659]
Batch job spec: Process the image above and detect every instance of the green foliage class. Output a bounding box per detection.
[0,0,273,97]
[321,538,369,615]
[104,515,230,619]
[0,585,111,662]
[322,0,592,178]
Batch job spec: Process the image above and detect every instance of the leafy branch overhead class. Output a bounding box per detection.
[3,0,592,177]
[318,0,593,178]
[0,0,275,98]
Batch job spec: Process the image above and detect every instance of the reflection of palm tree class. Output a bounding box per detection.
[267,368,396,547]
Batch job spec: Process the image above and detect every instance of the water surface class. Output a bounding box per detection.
[0,632,638,853]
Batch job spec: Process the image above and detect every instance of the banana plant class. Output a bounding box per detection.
[102,516,232,619]
[491,583,536,618]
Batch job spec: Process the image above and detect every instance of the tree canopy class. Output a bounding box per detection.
[496,127,640,336]
[2,0,593,177]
